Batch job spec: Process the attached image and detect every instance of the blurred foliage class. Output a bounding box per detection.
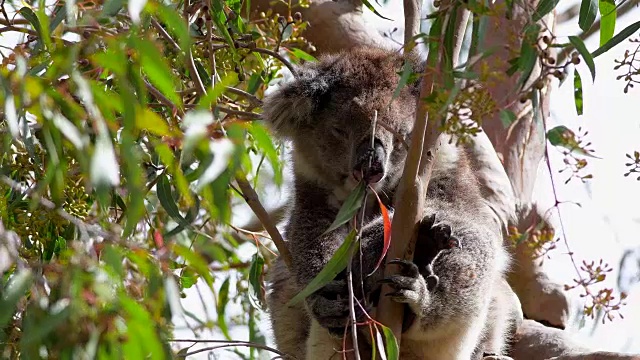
[0,0,315,357]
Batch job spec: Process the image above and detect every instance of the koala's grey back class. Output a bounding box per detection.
[263,47,514,360]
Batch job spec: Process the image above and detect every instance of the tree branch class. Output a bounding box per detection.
[235,174,292,268]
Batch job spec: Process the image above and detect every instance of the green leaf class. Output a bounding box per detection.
[248,122,283,186]
[287,230,358,306]
[598,0,616,46]
[134,38,182,107]
[499,109,517,128]
[569,36,596,81]
[517,24,541,88]
[216,277,232,340]
[592,20,640,58]
[173,244,215,290]
[157,173,191,228]
[21,306,71,345]
[392,62,415,100]
[361,0,392,20]
[286,47,317,63]
[119,295,165,360]
[154,4,191,51]
[442,5,459,89]
[209,0,236,54]
[579,0,598,31]
[248,253,265,310]
[137,107,172,137]
[0,269,33,327]
[322,182,366,235]
[532,0,559,21]
[573,69,584,115]
[197,72,239,110]
[380,324,399,360]
[547,125,573,147]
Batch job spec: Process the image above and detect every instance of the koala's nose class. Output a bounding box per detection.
[353,138,386,184]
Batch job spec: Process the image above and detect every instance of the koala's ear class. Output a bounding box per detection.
[261,64,335,138]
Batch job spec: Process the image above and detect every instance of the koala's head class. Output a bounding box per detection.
[262,47,420,199]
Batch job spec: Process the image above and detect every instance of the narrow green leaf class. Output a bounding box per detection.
[286,47,317,63]
[157,173,191,228]
[361,0,392,20]
[573,69,584,115]
[374,326,385,360]
[380,324,399,360]
[592,20,640,58]
[392,62,414,100]
[173,244,215,290]
[137,108,172,137]
[134,38,182,106]
[209,0,236,53]
[499,109,517,128]
[532,0,559,21]
[119,296,165,360]
[248,122,283,186]
[287,230,358,306]
[216,277,232,340]
[0,269,33,327]
[248,253,265,310]
[322,182,366,235]
[578,0,598,31]
[599,0,616,46]
[154,4,191,51]
[197,72,239,110]
[517,24,541,88]
[569,36,596,81]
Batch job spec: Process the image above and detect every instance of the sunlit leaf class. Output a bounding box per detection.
[288,230,358,306]
[380,324,399,360]
[134,38,182,107]
[599,0,616,46]
[361,0,392,20]
[172,244,215,290]
[592,20,640,58]
[137,107,172,137]
[248,122,283,185]
[286,47,317,63]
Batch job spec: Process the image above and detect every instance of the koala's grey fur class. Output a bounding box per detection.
[262,47,518,360]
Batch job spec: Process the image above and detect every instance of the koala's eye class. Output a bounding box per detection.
[330,126,348,138]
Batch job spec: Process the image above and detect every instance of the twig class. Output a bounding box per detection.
[183,0,207,98]
[151,18,181,51]
[226,86,263,106]
[168,340,293,358]
[234,174,292,267]
[250,47,298,77]
[0,175,112,240]
[403,0,421,53]
[144,80,184,116]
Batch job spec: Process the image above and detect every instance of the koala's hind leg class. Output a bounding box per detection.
[266,259,311,358]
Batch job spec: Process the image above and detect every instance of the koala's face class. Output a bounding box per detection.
[262,47,419,198]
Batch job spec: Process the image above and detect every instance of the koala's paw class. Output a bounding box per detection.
[307,280,370,337]
[421,214,462,250]
[379,259,437,315]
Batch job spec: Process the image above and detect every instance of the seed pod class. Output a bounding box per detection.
[293,12,302,22]
[277,15,286,24]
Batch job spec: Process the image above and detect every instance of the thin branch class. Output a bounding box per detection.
[144,80,185,116]
[151,18,181,51]
[225,86,263,106]
[403,0,421,53]
[250,47,298,77]
[234,174,292,268]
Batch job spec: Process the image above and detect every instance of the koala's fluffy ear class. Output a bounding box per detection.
[261,63,336,138]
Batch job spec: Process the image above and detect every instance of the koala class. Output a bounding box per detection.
[262,47,518,360]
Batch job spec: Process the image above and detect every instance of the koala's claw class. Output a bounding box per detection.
[381,274,427,312]
[388,258,420,277]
